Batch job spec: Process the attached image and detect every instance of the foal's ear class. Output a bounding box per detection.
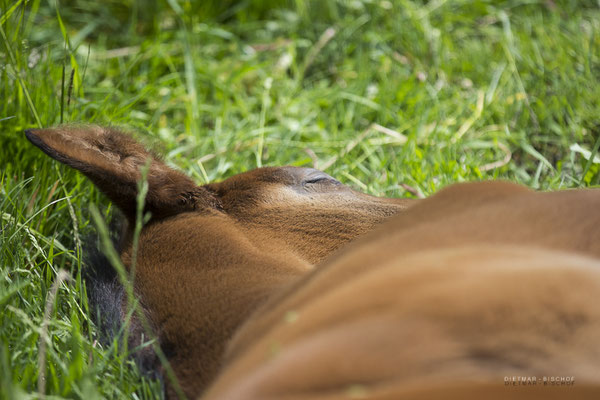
[26,125,220,221]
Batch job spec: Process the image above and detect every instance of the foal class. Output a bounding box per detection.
[28,125,600,400]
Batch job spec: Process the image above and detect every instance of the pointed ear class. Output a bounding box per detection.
[25,125,220,221]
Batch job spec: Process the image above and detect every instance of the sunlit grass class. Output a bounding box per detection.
[1,0,599,398]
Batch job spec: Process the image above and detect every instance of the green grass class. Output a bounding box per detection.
[1,0,599,398]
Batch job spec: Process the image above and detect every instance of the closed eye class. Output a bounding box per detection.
[303,175,341,186]
[304,177,330,184]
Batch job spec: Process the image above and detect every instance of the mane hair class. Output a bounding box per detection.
[82,215,162,380]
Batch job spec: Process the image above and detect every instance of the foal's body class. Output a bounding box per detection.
[208,182,600,400]
[26,126,600,400]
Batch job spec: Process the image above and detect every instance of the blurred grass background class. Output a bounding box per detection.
[1,0,599,398]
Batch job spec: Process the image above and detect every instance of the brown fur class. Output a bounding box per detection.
[25,125,411,398]
[203,182,600,400]
[27,125,600,400]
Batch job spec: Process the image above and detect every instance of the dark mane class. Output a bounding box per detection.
[83,216,161,380]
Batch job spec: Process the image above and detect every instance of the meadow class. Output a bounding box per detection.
[1,0,599,398]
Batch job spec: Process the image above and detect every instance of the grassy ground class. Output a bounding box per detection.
[1,0,599,398]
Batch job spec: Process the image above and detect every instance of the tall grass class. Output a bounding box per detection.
[1,0,599,398]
